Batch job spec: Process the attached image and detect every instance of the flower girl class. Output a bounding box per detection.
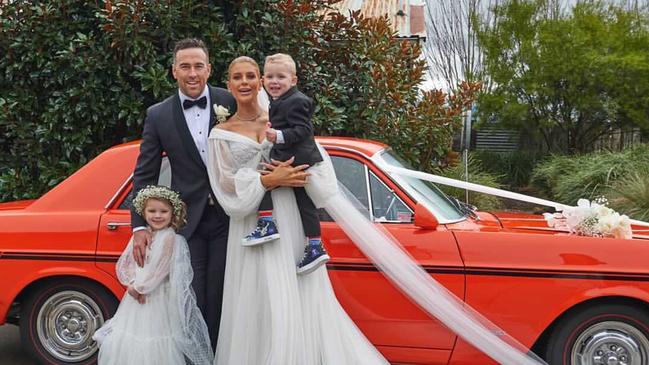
[93,185,213,365]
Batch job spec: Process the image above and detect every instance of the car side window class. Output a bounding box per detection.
[118,156,410,224]
[118,157,172,210]
[331,156,370,211]
[318,156,371,222]
[369,171,412,223]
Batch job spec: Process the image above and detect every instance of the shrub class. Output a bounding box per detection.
[531,144,649,205]
[609,170,649,221]
[472,150,544,189]
[0,1,228,200]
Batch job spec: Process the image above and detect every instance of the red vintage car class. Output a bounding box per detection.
[1,137,649,365]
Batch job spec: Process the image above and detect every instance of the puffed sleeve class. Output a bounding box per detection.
[206,134,267,218]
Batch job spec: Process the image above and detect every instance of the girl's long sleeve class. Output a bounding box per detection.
[132,230,175,295]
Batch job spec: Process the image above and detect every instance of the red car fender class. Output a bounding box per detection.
[0,262,123,324]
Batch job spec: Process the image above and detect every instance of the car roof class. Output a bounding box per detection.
[23,137,386,212]
[315,136,387,158]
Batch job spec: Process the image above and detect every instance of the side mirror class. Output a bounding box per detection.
[414,203,439,230]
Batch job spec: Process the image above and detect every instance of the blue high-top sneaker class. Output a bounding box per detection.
[242,216,280,246]
[297,238,330,275]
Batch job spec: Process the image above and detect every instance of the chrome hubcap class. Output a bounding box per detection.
[572,321,649,365]
[36,290,104,362]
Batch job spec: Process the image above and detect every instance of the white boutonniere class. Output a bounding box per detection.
[213,104,230,123]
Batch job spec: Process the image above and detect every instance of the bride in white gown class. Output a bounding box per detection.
[207,57,388,365]
[207,56,547,365]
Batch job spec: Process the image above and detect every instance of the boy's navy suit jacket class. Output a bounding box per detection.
[269,86,323,166]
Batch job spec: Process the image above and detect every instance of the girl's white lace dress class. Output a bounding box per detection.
[93,227,213,365]
[206,128,389,365]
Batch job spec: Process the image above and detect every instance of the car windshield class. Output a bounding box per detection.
[375,149,465,223]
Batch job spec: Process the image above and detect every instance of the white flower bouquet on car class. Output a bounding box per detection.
[543,198,632,239]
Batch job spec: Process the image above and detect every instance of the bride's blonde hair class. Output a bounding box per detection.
[227,56,260,79]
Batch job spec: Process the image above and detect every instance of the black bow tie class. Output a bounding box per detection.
[183,96,207,110]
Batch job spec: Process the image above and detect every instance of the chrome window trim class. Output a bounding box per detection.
[363,164,373,221]
[106,157,171,211]
[368,170,413,224]
[370,149,466,225]
[324,145,373,160]
[105,173,133,210]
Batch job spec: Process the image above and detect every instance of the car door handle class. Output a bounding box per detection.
[107,222,131,230]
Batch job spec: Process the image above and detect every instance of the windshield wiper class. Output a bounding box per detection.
[450,197,480,220]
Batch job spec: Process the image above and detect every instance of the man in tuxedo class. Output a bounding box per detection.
[130,38,308,348]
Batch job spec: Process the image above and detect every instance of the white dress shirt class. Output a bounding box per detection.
[178,87,211,165]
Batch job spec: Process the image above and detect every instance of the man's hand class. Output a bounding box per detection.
[260,157,310,189]
[127,285,146,304]
[132,229,152,267]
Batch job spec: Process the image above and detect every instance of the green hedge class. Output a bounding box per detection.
[0,1,476,202]
[1,1,229,200]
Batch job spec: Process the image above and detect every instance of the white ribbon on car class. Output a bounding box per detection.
[380,164,649,227]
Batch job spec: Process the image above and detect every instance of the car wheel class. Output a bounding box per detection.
[545,303,649,365]
[19,279,118,364]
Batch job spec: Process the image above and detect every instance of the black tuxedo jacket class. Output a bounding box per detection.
[131,85,237,238]
[269,87,323,166]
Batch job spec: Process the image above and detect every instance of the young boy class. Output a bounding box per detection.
[242,53,329,275]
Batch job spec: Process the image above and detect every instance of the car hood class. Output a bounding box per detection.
[489,211,649,240]
[0,199,36,211]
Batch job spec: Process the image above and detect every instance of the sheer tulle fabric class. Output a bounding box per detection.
[93,228,213,365]
[169,230,215,365]
[309,144,546,365]
[207,128,388,365]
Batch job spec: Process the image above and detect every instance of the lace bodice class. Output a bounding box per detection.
[226,135,272,168]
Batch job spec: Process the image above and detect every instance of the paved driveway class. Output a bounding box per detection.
[0,325,38,365]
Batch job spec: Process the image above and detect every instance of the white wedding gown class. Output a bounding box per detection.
[93,228,213,365]
[207,128,388,365]
[207,128,546,365]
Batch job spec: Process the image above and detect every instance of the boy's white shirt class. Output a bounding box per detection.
[275,130,285,144]
[262,88,286,144]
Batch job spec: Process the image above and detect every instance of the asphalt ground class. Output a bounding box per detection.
[0,325,38,365]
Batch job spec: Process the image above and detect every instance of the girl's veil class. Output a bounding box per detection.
[169,234,214,365]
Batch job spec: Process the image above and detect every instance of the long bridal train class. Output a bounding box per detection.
[306,146,548,365]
